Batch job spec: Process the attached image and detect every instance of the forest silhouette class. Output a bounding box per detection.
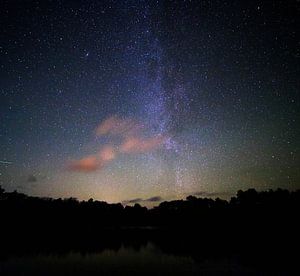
[0,186,299,273]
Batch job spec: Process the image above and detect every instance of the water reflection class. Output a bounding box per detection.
[0,242,254,275]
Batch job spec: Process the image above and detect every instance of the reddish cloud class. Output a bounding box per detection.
[120,135,165,153]
[68,146,117,172]
[68,155,100,172]
[68,116,166,173]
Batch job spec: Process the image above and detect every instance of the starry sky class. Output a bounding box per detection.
[0,0,299,206]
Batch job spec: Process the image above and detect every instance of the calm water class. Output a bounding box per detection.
[0,242,257,275]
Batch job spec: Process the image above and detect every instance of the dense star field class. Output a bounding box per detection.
[0,0,299,206]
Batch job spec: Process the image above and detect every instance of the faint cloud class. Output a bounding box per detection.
[193,191,231,198]
[122,198,143,204]
[120,135,165,154]
[145,196,162,202]
[122,196,163,205]
[99,145,116,162]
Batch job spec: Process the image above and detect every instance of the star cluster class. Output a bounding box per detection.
[0,0,299,206]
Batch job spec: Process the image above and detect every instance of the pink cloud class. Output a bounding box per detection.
[68,116,167,173]
[68,146,117,172]
[68,155,101,172]
[120,135,165,153]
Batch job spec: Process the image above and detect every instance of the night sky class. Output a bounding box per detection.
[0,0,299,206]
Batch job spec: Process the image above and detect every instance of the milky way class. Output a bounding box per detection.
[0,0,299,206]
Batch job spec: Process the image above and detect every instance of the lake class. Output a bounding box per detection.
[0,241,278,275]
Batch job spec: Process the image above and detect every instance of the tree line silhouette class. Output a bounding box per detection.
[1,185,299,232]
[0,185,299,272]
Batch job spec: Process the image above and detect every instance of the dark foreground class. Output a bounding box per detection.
[0,187,299,275]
